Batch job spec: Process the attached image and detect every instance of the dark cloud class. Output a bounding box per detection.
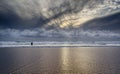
[0,0,119,29]
[0,0,103,29]
[81,12,120,31]
[0,11,20,28]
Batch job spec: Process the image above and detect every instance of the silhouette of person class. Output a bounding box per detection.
[31,42,33,46]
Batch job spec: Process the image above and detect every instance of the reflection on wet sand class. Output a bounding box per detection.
[61,47,70,71]
[0,47,120,74]
[61,47,95,74]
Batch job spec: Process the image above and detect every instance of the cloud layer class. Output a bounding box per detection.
[0,0,120,29]
[0,0,120,41]
[0,28,120,41]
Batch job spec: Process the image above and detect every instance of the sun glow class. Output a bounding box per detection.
[59,16,94,28]
[60,20,71,28]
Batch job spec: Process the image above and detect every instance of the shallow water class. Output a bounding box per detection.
[0,47,120,74]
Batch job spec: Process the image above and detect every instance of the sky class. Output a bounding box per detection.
[0,0,120,41]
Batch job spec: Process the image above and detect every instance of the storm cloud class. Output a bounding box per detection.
[0,0,120,29]
[0,0,120,41]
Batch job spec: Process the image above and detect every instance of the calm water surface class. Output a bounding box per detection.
[0,47,120,74]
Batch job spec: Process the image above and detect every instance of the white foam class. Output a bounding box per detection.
[0,41,120,47]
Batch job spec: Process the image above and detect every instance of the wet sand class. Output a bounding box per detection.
[0,47,120,74]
